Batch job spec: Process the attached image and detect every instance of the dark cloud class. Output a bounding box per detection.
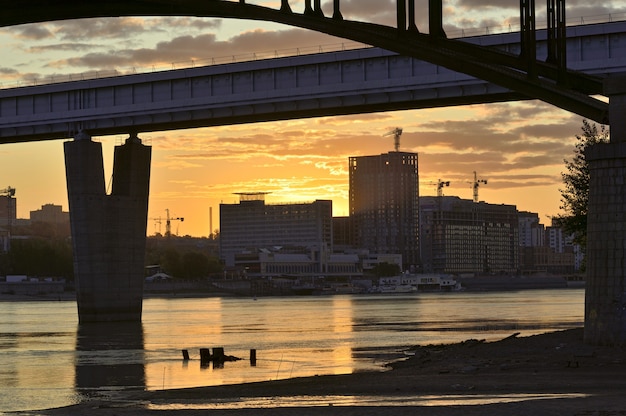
[53,18,147,41]
[455,0,518,10]
[29,43,100,53]
[53,28,340,69]
[0,67,18,75]
[325,0,396,25]
[49,17,222,41]
[12,25,54,40]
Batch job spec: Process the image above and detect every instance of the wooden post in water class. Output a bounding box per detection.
[212,347,225,363]
[250,349,257,366]
[182,349,190,360]
[200,348,211,366]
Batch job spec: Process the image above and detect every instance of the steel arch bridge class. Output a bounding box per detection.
[0,0,608,124]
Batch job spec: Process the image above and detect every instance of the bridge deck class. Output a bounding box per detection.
[1,21,625,143]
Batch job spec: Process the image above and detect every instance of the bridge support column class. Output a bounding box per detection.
[585,76,626,345]
[65,132,151,323]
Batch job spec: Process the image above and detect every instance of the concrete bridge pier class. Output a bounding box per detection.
[65,132,151,323]
[585,76,626,345]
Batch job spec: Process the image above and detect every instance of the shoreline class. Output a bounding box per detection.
[27,328,626,416]
[0,283,584,303]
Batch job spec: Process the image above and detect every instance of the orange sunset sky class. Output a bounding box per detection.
[0,0,622,237]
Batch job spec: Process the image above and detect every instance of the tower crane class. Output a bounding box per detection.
[436,179,450,197]
[165,209,184,237]
[470,171,487,203]
[383,127,403,152]
[151,216,163,235]
[0,186,15,198]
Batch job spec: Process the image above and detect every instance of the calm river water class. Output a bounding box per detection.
[0,289,584,412]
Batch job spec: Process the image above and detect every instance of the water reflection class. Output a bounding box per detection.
[75,322,145,396]
[331,296,355,374]
[1,290,585,411]
[147,393,591,410]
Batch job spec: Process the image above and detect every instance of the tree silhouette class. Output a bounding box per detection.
[554,120,609,258]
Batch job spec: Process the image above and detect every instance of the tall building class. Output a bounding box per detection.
[349,152,419,269]
[0,194,16,224]
[420,196,519,274]
[219,193,333,267]
[0,193,16,252]
[518,211,545,248]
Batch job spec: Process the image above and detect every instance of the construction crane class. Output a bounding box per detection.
[0,186,15,198]
[383,127,403,152]
[151,216,163,235]
[436,179,450,197]
[164,209,184,237]
[470,171,487,203]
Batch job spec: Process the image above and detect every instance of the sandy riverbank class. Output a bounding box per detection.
[20,328,626,416]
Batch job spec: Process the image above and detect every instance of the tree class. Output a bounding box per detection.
[371,262,401,278]
[554,120,609,254]
[6,237,73,279]
[182,251,210,280]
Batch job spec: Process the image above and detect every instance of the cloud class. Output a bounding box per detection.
[48,27,340,70]
[153,159,204,170]
[29,43,101,53]
[46,17,222,42]
[12,25,54,40]
[326,0,396,25]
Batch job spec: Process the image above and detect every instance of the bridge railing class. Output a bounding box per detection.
[446,11,626,38]
[1,11,625,91]
[0,40,369,90]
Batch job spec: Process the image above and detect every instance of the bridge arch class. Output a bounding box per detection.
[0,0,608,123]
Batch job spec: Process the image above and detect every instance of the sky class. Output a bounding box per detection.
[0,0,624,237]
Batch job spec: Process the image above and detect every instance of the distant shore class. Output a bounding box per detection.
[0,274,583,303]
[34,328,626,416]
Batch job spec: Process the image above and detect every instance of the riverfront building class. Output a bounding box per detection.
[349,152,419,269]
[518,211,545,248]
[0,194,16,252]
[219,193,333,267]
[0,194,16,225]
[419,196,519,274]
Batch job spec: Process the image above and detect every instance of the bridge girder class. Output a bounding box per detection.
[0,0,609,123]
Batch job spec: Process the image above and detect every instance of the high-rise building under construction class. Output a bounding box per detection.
[349,151,420,270]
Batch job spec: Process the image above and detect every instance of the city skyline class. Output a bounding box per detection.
[1,1,623,237]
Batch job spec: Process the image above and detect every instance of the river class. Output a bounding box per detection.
[0,289,584,412]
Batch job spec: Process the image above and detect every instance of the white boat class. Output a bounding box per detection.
[375,274,462,293]
[376,284,418,293]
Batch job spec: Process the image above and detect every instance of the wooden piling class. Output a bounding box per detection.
[250,349,257,366]
[212,347,225,362]
[200,348,211,365]
[182,349,190,360]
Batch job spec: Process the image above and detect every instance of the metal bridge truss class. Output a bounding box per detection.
[0,0,608,123]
